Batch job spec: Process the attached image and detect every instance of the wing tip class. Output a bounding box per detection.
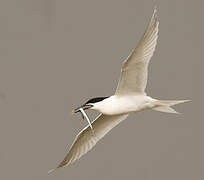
[48,168,56,174]
[153,1,159,14]
[152,5,159,33]
[153,5,158,21]
[48,159,72,174]
[153,5,157,14]
[150,3,159,25]
[47,163,71,174]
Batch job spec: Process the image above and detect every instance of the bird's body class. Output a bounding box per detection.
[92,95,154,115]
[49,7,190,172]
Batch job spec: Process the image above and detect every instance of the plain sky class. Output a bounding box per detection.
[0,0,203,180]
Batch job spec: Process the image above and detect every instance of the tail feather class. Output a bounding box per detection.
[156,100,190,106]
[153,106,180,114]
[152,100,190,114]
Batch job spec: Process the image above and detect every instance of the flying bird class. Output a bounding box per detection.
[49,8,189,172]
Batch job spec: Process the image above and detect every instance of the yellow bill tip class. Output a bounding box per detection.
[72,110,75,115]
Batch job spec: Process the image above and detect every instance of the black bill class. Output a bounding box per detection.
[72,104,93,114]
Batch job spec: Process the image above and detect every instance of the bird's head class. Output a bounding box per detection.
[72,97,109,114]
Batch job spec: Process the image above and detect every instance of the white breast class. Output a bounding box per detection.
[93,95,153,115]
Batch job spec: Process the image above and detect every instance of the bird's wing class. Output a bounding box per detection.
[54,114,128,169]
[115,8,159,95]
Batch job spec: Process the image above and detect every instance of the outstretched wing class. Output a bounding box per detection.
[50,114,128,171]
[115,8,159,95]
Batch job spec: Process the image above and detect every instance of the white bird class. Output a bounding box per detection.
[49,8,189,172]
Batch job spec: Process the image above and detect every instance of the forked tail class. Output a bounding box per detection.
[152,100,190,114]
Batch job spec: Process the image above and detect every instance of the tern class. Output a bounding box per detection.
[49,8,189,172]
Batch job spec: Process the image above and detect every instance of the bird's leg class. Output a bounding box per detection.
[79,108,93,131]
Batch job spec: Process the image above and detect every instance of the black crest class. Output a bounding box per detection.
[85,97,109,104]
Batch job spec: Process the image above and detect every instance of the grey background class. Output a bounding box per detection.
[0,0,202,179]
